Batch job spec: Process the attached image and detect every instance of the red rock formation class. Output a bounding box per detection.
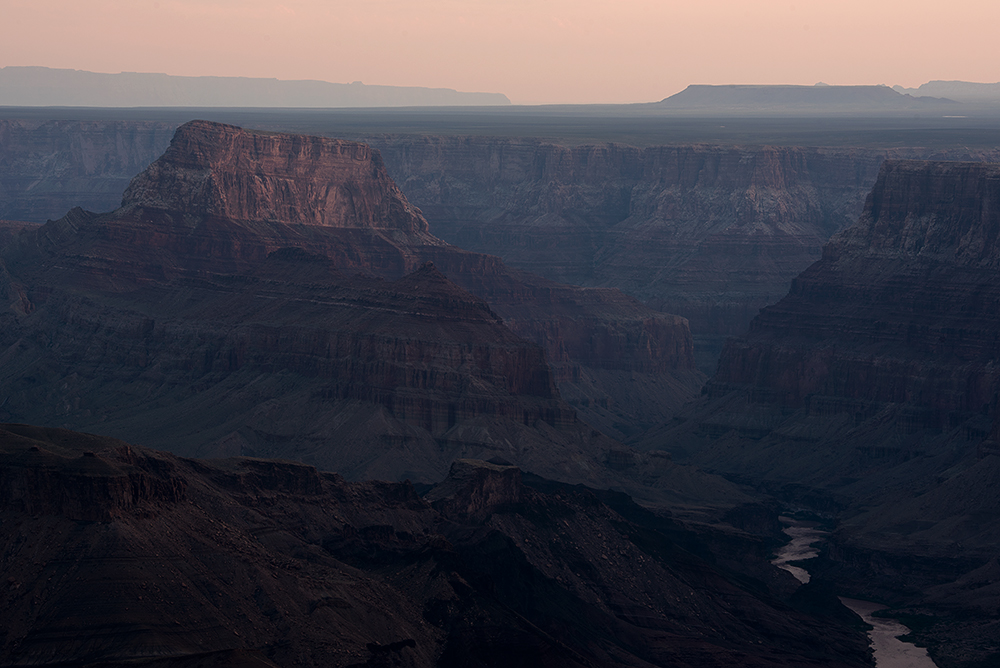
[4,118,1000,376]
[122,120,430,233]
[6,121,701,439]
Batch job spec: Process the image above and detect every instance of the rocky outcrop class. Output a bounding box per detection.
[4,119,1000,374]
[0,424,186,521]
[4,121,701,441]
[424,458,523,521]
[0,425,871,668]
[0,122,707,492]
[122,120,430,233]
[0,249,601,484]
[649,161,1000,481]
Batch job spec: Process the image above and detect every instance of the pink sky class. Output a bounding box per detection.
[3,0,998,104]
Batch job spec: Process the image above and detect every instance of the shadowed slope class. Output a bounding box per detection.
[0,425,870,668]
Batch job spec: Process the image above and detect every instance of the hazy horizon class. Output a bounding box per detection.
[3,0,999,104]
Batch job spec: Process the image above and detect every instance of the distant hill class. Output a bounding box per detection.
[893,80,1000,102]
[0,66,511,107]
[655,84,958,114]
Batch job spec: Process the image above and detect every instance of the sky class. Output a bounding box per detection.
[3,0,999,105]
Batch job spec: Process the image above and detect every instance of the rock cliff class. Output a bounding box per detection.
[646,160,1000,667]
[370,137,1000,369]
[0,425,871,668]
[0,121,706,495]
[2,121,700,439]
[122,120,430,233]
[0,118,174,222]
[654,160,1000,481]
[5,119,1000,375]
[712,160,1000,422]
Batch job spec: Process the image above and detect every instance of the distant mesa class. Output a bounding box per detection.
[0,66,511,108]
[892,80,1000,103]
[656,83,959,113]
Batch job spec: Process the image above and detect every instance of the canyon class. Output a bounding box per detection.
[3,109,1000,666]
[648,160,1000,668]
[5,115,1000,372]
[366,138,1000,370]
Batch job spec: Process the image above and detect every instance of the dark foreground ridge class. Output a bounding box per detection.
[0,424,870,668]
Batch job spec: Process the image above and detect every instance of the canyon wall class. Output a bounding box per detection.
[369,137,1000,368]
[5,118,999,374]
[651,160,1000,485]
[0,119,174,222]
[638,160,1000,667]
[712,160,1000,425]
[0,121,703,492]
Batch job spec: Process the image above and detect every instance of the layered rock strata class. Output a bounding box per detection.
[370,137,1000,369]
[711,160,1000,429]
[0,119,175,222]
[3,121,699,438]
[646,160,1000,667]
[0,121,702,491]
[0,425,871,668]
[6,118,1000,375]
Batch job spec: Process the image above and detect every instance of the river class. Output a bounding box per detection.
[771,517,939,668]
[771,516,826,583]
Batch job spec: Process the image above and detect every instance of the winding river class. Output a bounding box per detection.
[771,517,939,668]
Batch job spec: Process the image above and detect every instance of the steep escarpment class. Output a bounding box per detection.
[5,121,701,438]
[122,120,430,233]
[0,121,704,493]
[0,425,871,668]
[646,161,1000,668]
[713,160,1000,421]
[656,161,1000,485]
[371,137,1000,369]
[5,120,1000,374]
[0,250,599,485]
[0,118,174,222]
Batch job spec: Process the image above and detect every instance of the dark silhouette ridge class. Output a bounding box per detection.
[0,424,871,667]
